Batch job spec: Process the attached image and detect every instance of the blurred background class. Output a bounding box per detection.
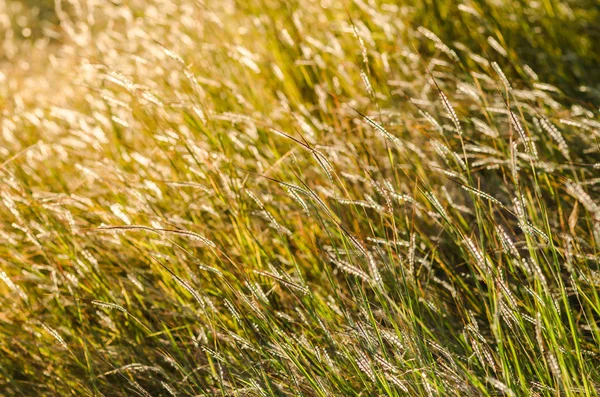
[3,0,599,101]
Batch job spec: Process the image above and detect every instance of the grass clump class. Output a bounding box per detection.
[0,0,599,395]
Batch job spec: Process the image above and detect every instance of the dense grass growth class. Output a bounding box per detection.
[1,0,599,395]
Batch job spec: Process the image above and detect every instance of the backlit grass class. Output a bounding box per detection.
[0,0,599,395]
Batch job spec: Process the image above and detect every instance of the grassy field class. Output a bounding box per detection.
[1,0,599,395]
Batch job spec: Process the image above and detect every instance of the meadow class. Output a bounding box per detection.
[0,0,599,395]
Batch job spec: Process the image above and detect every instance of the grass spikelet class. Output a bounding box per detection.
[352,23,369,68]
[253,270,309,296]
[312,150,335,183]
[223,299,242,323]
[285,187,309,215]
[424,191,449,220]
[471,117,499,138]
[487,37,508,57]
[538,117,570,159]
[487,377,515,397]
[523,65,539,81]
[126,378,153,397]
[509,111,530,152]
[355,351,376,382]
[279,181,334,219]
[336,197,384,212]
[247,189,292,235]
[328,254,372,283]
[461,185,503,206]
[161,382,176,396]
[96,225,216,247]
[346,234,382,286]
[171,272,206,309]
[419,109,444,133]
[463,237,491,273]
[492,62,512,90]
[91,300,127,313]
[418,26,459,61]
[40,323,68,351]
[495,225,521,259]
[360,70,375,97]
[565,181,600,216]
[363,114,400,144]
[0,270,28,301]
[438,91,463,135]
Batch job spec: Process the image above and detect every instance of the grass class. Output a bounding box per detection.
[0,0,599,395]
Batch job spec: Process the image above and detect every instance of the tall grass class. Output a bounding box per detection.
[1,0,599,395]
